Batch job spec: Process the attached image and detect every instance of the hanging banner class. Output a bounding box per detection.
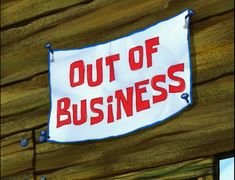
[47,9,193,143]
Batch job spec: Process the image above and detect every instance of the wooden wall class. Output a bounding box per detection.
[1,0,234,179]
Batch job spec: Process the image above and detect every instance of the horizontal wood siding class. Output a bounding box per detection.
[1,131,34,177]
[36,157,213,180]
[1,0,234,179]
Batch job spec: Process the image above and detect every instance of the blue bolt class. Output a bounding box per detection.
[44,43,51,49]
[188,9,194,16]
[185,9,194,19]
[20,138,28,147]
[44,42,54,54]
[40,176,46,180]
[39,135,47,143]
[181,93,189,103]
[40,130,46,136]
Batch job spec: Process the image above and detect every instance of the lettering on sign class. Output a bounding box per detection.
[47,10,192,142]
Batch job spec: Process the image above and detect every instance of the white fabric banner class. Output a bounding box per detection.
[47,10,193,143]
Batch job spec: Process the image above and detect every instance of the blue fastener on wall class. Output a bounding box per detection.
[40,130,46,136]
[40,176,47,180]
[185,9,194,19]
[45,42,55,62]
[39,136,47,143]
[20,138,28,147]
[44,42,54,54]
[181,93,189,103]
[39,130,48,143]
[184,9,194,30]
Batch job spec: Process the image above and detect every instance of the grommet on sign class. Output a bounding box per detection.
[20,138,28,147]
[44,42,55,62]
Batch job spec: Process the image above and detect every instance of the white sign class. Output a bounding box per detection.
[47,10,193,143]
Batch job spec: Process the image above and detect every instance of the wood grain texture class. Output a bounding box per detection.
[1,0,234,85]
[0,131,34,177]
[1,0,115,47]
[197,175,213,180]
[100,157,213,180]
[1,0,92,28]
[1,11,234,137]
[1,171,34,180]
[34,75,234,179]
[36,157,213,180]
[1,0,234,178]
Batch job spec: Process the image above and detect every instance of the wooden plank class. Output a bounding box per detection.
[0,0,96,28]
[1,11,234,137]
[1,73,49,118]
[34,75,234,179]
[197,175,213,180]
[0,131,34,177]
[2,0,232,29]
[1,105,49,138]
[36,157,213,180]
[1,171,34,180]
[100,157,213,180]
[1,0,234,85]
[1,0,233,47]
[1,0,114,46]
